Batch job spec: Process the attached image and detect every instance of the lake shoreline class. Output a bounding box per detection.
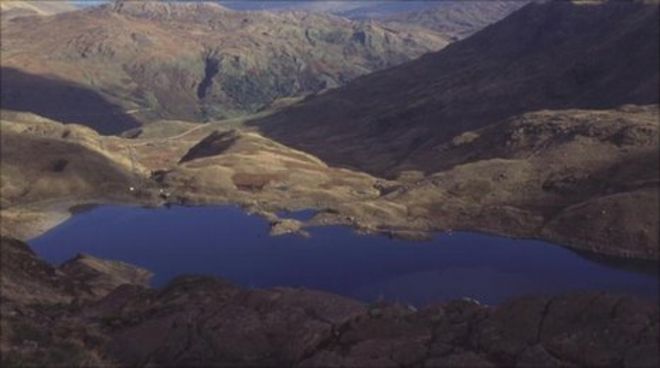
[28,204,658,306]
[8,195,659,268]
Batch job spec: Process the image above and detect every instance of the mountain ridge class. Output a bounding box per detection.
[384,0,527,40]
[252,0,658,176]
[0,1,449,133]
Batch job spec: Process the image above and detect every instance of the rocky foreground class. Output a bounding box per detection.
[1,236,657,367]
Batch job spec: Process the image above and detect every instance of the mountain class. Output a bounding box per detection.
[220,0,440,17]
[0,0,447,134]
[2,1,657,259]
[0,0,76,19]
[219,1,526,38]
[253,0,659,175]
[250,0,659,259]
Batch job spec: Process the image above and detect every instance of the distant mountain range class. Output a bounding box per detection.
[220,0,526,27]
[0,0,523,19]
[219,0,441,17]
[0,1,448,133]
[384,1,527,40]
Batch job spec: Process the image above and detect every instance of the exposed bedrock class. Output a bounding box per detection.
[1,236,657,367]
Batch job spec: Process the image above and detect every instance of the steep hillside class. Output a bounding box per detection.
[253,0,659,175]
[0,111,156,239]
[0,0,447,133]
[0,111,145,208]
[248,0,659,259]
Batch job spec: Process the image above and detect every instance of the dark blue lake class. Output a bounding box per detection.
[29,205,658,306]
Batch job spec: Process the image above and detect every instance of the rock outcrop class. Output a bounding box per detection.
[0,236,151,305]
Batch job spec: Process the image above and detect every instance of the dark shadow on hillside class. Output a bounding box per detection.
[0,67,141,135]
[568,247,660,277]
[246,1,659,177]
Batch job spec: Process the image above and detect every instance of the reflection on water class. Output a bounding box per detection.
[29,205,658,306]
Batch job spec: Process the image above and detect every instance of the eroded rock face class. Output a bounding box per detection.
[0,236,150,305]
[93,278,365,367]
[1,236,657,367]
[0,236,153,367]
[59,253,153,298]
[0,236,73,305]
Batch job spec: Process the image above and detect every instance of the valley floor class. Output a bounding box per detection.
[1,105,658,260]
[0,100,658,368]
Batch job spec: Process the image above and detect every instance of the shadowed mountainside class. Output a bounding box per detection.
[243,0,660,259]
[252,0,659,176]
[0,67,141,134]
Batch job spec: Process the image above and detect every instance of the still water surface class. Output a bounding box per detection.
[29,205,658,306]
